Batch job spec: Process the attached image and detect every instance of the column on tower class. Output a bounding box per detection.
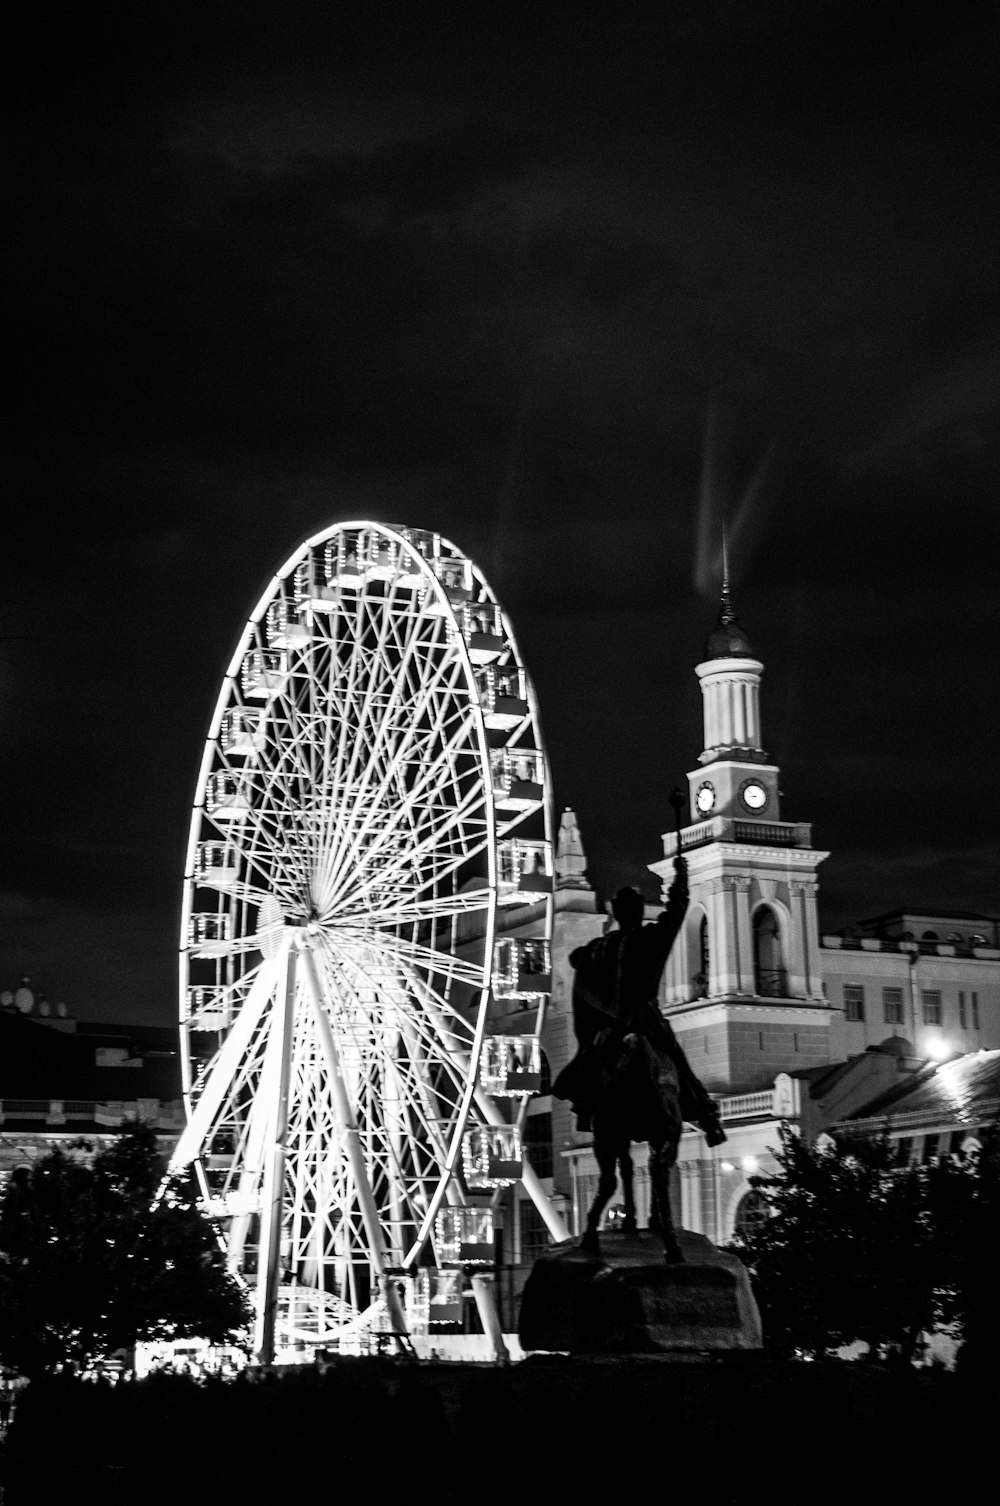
[789,878,824,1002]
[733,877,753,993]
[732,678,746,745]
[783,886,808,996]
[663,919,690,1005]
[698,662,765,758]
[710,881,743,995]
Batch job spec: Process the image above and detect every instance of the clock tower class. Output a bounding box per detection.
[651,580,833,1094]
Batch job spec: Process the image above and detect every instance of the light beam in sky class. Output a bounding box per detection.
[693,405,777,597]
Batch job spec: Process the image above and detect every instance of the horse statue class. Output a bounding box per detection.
[553,858,726,1263]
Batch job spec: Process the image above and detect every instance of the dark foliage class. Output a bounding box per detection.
[0,1121,249,1376]
[731,1121,1000,1365]
[2,1357,978,1506]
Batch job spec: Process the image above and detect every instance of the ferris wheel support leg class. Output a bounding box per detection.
[298,939,409,1339]
[254,946,298,1366]
[470,1274,510,1364]
[169,950,283,1174]
[472,1086,570,1245]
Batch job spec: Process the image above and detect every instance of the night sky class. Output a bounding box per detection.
[4,3,998,1025]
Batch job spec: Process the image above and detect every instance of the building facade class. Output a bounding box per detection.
[552,585,1000,1248]
[0,984,187,1177]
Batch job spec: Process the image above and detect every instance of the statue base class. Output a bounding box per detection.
[518,1228,762,1355]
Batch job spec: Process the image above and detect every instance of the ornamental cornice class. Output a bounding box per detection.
[675,852,829,886]
[668,1000,835,1024]
[727,846,829,865]
[838,1099,1000,1137]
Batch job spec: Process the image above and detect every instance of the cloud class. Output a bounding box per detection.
[843,351,1000,478]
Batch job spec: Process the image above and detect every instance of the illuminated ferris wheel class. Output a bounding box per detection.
[169,521,565,1360]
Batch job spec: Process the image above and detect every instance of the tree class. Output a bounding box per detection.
[731,1123,977,1363]
[951,1124,1000,1376]
[0,1121,250,1376]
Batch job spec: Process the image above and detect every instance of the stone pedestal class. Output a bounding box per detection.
[518,1228,762,1354]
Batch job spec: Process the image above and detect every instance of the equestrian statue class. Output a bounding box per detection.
[553,851,726,1263]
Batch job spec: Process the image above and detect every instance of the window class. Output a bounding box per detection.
[694,914,710,998]
[883,987,904,1026]
[895,1137,913,1165]
[524,1112,553,1180]
[733,1189,770,1239]
[844,984,865,1022]
[519,1202,550,1263]
[753,907,785,997]
[972,992,980,1030]
[922,990,942,1027]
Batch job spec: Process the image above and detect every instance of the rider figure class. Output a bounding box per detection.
[554,857,725,1262]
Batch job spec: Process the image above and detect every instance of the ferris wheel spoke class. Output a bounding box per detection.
[391,961,479,1079]
[342,630,463,823]
[361,885,491,929]
[324,595,369,838]
[317,626,464,903]
[172,945,285,1171]
[326,767,490,918]
[378,1086,444,1227]
[334,593,413,793]
[354,929,487,992]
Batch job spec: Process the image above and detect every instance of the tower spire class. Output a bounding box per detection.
[720,523,735,626]
[705,525,752,658]
[555,807,591,890]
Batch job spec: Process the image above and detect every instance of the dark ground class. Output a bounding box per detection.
[1,1353,983,1504]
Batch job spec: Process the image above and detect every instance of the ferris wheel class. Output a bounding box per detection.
[169,522,566,1360]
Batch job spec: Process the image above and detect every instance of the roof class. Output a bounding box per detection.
[0,1010,183,1101]
[703,578,755,660]
[75,1021,182,1055]
[793,1037,920,1098]
[845,1049,1000,1128]
[795,1059,860,1096]
[855,909,1000,926]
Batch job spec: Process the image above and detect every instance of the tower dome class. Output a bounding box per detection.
[704,579,754,660]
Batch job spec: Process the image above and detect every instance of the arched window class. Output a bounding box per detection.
[694,914,710,998]
[733,1188,770,1239]
[753,907,785,997]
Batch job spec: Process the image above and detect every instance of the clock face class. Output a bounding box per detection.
[741,780,767,811]
[695,781,716,814]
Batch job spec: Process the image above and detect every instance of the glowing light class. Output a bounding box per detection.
[741,1155,759,1174]
[925,1035,952,1062]
[720,1160,735,1173]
